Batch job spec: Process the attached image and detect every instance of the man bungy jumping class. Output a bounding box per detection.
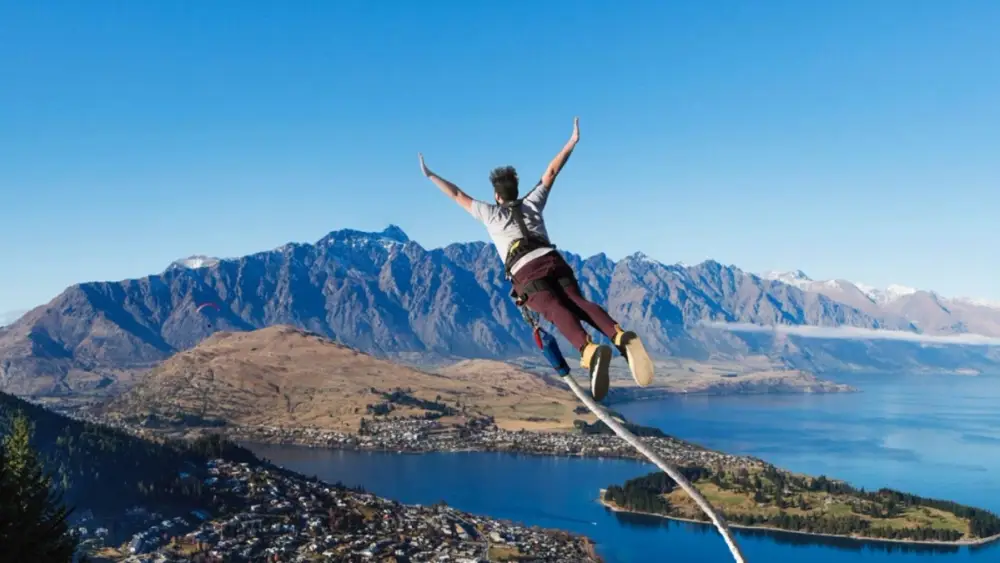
[418,117,654,400]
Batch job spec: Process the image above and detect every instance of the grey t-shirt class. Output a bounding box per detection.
[468,180,555,276]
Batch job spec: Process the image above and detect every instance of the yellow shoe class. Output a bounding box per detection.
[580,339,611,401]
[613,325,654,387]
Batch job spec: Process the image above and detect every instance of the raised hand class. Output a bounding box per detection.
[418,153,431,177]
[571,117,580,143]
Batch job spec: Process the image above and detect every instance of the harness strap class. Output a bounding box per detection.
[511,275,576,309]
[502,200,555,279]
[502,199,570,334]
[520,276,574,297]
[509,200,538,240]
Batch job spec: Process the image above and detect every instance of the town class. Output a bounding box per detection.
[63,404,764,473]
[104,459,599,562]
[225,416,763,474]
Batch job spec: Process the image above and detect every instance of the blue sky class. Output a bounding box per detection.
[2,1,999,315]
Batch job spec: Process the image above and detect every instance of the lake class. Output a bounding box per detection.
[248,372,1000,562]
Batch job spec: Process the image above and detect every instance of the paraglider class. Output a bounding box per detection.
[195,302,220,313]
[195,301,221,329]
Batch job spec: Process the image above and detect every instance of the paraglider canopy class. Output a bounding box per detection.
[196,302,220,314]
[195,301,221,328]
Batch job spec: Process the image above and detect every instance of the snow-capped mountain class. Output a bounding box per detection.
[760,270,813,290]
[761,271,1000,336]
[165,227,412,274]
[763,271,921,305]
[953,297,1000,311]
[761,271,890,317]
[168,255,221,271]
[856,283,919,305]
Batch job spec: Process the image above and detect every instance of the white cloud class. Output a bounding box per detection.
[699,321,1000,347]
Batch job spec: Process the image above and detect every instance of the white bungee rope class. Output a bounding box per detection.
[562,375,747,563]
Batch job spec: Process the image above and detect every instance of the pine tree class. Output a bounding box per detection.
[0,411,78,562]
[0,446,18,547]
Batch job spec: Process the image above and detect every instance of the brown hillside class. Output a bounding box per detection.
[435,359,594,431]
[103,326,592,432]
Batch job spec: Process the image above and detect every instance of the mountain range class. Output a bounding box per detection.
[760,270,1000,337]
[1,225,999,396]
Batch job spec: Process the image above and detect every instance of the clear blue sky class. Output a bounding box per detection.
[2,1,999,315]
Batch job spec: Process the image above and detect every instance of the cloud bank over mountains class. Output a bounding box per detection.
[702,322,1000,347]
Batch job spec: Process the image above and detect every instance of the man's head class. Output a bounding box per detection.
[489,166,519,203]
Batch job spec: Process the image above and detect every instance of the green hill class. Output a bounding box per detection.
[604,465,1000,544]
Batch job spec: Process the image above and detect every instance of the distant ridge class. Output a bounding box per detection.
[2,225,999,396]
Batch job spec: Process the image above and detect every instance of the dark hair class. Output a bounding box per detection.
[489,166,519,202]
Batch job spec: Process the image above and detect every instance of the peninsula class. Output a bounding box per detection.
[601,466,1000,546]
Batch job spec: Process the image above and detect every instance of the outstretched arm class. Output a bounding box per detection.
[540,117,580,189]
[419,153,473,212]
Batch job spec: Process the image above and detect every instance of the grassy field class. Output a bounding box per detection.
[603,464,1000,543]
[602,356,855,396]
[666,482,971,537]
[437,360,593,431]
[103,327,597,434]
[487,545,522,560]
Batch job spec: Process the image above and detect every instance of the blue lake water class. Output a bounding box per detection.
[248,372,1000,562]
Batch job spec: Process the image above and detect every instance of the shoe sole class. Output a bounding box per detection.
[621,335,655,387]
[589,345,612,401]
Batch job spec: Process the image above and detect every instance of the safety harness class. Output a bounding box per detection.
[501,200,554,277]
[499,199,573,375]
[501,200,573,304]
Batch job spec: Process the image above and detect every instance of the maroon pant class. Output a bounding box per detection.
[513,252,619,351]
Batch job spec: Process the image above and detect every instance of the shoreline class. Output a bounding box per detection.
[247,436,1000,550]
[100,418,1000,552]
[221,424,738,467]
[244,438,661,464]
[596,490,1000,548]
[602,380,858,403]
[241,436,699,467]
